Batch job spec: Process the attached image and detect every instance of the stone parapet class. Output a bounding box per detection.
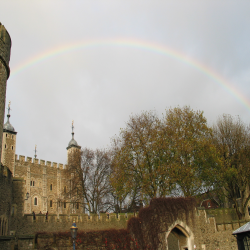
[15,154,66,169]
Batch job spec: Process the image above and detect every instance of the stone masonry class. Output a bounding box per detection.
[0,23,11,165]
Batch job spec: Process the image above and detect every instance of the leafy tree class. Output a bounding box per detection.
[211,114,250,219]
[110,107,217,203]
[110,111,175,205]
[162,106,217,197]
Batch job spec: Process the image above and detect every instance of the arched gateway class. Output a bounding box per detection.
[166,220,194,250]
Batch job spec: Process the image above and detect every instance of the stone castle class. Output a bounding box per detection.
[0,22,87,236]
[1,107,84,215]
[0,21,86,218]
[0,22,247,250]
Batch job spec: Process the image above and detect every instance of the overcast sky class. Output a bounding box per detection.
[1,1,250,164]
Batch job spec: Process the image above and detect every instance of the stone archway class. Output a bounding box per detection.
[166,220,194,250]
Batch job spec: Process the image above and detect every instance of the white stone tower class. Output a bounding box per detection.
[66,120,81,161]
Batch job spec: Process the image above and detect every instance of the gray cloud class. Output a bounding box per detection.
[1,1,250,164]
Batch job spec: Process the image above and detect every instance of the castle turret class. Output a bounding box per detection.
[0,23,11,164]
[1,101,17,174]
[66,121,81,162]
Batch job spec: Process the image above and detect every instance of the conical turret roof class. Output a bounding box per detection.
[3,102,17,134]
[66,121,81,150]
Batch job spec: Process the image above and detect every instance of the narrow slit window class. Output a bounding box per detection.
[50,184,52,190]
[34,197,37,206]
[50,200,52,207]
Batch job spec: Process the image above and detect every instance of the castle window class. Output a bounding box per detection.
[50,200,53,207]
[5,144,6,149]
[64,202,66,208]
[34,197,38,206]
[11,146,13,150]
[6,134,7,137]
[30,181,35,186]
[50,184,52,191]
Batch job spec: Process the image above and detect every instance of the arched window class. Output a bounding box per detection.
[11,146,13,150]
[34,197,38,206]
[4,144,6,149]
[50,184,52,190]
[50,200,53,207]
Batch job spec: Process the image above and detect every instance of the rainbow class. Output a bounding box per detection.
[10,38,250,111]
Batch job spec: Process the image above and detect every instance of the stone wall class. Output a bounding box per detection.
[14,155,76,215]
[1,131,16,174]
[11,213,131,235]
[31,208,240,250]
[0,23,11,164]
[193,209,238,250]
[0,165,12,236]
[206,207,238,223]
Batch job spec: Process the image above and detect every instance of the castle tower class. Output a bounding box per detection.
[0,23,11,164]
[1,101,17,174]
[66,121,81,162]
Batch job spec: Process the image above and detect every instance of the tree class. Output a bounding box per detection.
[211,114,250,219]
[62,148,83,213]
[162,106,217,197]
[110,107,217,204]
[110,111,174,205]
[81,148,113,213]
[64,148,113,214]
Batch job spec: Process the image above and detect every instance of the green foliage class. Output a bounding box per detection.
[110,106,217,202]
[210,114,250,219]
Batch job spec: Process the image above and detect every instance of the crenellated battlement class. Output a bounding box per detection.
[24,213,134,224]
[15,154,67,169]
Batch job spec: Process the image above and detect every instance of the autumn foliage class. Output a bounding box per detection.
[36,197,196,250]
[110,106,218,205]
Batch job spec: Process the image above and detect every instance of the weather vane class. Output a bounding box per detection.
[34,145,37,159]
[71,120,74,139]
[7,101,11,115]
